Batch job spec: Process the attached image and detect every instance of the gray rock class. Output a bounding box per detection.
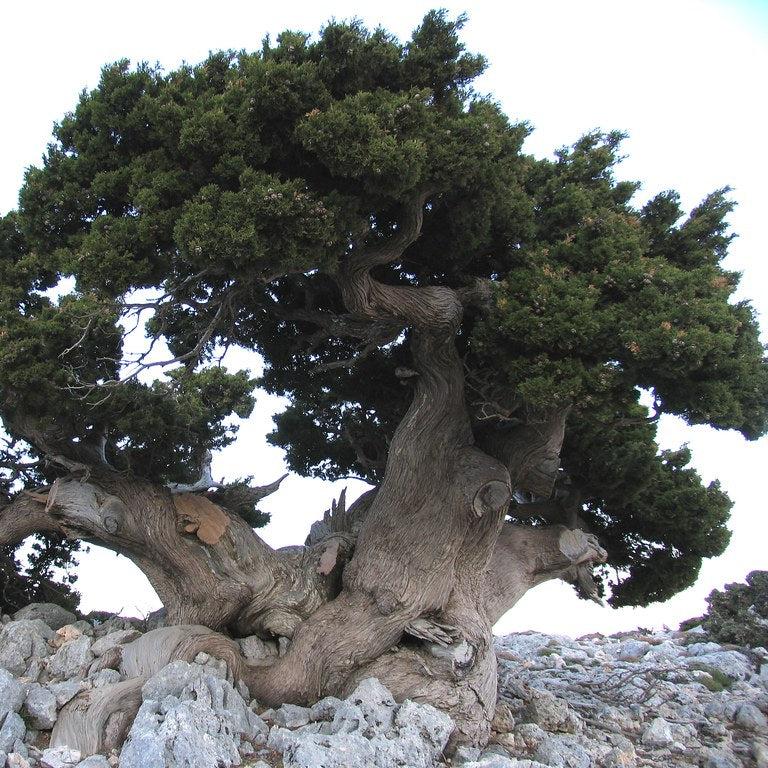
[141,660,223,701]
[90,669,123,688]
[6,752,32,768]
[0,712,26,754]
[0,668,26,720]
[514,723,547,750]
[754,741,768,768]
[272,703,312,728]
[736,703,768,731]
[463,758,549,768]
[13,604,77,631]
[90,629,141,657]
[281,730,375,767]
[238,635,278,662]
[309,696,344,722]
[76,756,111,768]
[524,689,579,733]
[685,650,753,681]
[641,717,674,747]
[325,702,366,735]
[40,746,82,768]
[48,636,93,680]
[533,734,592,768]
[23,683,58,729]
[704,749,740,768]
[120,660,266,768]
[0,620,54,676]
[346,677,397,734]
[616,640,650,661]
[47,679,82,707]
[453,745,481,764]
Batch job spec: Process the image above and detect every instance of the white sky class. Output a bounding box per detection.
[1,0,766,636]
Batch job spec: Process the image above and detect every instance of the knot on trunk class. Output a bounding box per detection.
[472,480,512,518]
[173,494,230,545]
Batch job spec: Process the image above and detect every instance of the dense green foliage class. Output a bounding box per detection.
[682,571,768,648]
[1,11,766,609]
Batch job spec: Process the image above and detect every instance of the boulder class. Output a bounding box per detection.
[13,604,77,631]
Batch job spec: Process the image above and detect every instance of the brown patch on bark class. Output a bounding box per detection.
[172,493,230,545]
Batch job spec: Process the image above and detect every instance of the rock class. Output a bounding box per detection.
[90,669,123,688]
[40,746,81,768]
[51,626,83,649]
[454,745,481,764]
[6,752,32,768]
[238,635,279,662]
[704,748,740,768]
[465,758,549,768]
[514,723,547,751]
[0,712,26,755]
[120,660,266,768]
[280,730,374,767]
[272,703,312,729]
[754,741,768,768]
[533,734,592,768]
[685,650,753,681]
[76,756,112,767]
[48,679,82,707]
[23,683,58,729]
[641,717,674,747]
[0,668,26,720]
[736,702,768,732]
[13,604,77,631]
[0,620,54,676]
[346,677,397,734]
[48,636,93,680]
[616,640,650,661]
[309,696,344,722]
[90,630,141,657]
[524,689,580,733]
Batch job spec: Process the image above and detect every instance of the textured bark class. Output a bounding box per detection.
[0,474,351,638]
[0,197,608,749]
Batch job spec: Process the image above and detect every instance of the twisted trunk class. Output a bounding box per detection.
[0,198,607,750]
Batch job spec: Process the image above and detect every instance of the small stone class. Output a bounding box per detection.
[47,679,82,707]
[753,741,768,768]
[76,756,111,767]
[0,712,26,755]
[48,635,93,680]
[51,626,83,649]
[238,635,278,663]
[272,703,311,728]
[704,749,740,768]
[23,683,58,729]
[736,702,768,732]
[40,746,81,768]
[6,752,32,768]
[533,734,591,768]
[617,640,650,661]
[309,695,344,722]
[0,668,26,720]
[454,745,482,764]
[13,604,77,631]
[641,717,674,747]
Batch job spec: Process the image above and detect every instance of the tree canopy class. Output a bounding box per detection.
[1,10,766,612]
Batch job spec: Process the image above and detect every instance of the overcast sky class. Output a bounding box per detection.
[1,0,766,637]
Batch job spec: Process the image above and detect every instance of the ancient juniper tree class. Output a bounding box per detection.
[1,12,766,746]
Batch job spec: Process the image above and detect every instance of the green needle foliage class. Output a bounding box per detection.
[1,11,766,609]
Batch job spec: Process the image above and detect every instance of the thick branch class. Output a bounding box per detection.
[484,523,607,624]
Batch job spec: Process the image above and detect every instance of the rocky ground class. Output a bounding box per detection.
[0,603,766,767]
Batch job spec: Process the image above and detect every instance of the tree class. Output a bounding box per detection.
[0,10,765,747]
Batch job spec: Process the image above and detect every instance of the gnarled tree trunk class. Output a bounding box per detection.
[0,198,607,750]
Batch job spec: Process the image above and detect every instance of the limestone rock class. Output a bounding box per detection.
[23,683,58,729]
[0,620,54,676]
[40,745,81,768]
[48,636,93,680]
[0,669,26,720]
[13,604,77,631]
[0,712,26,755]
[735,702,768,732]
[641,717,674,747]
